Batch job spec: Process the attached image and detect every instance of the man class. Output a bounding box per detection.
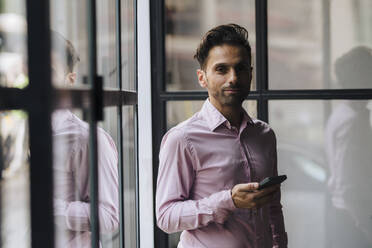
[325,46,372,247]
[156,24,287,248]
[51,31,119,247]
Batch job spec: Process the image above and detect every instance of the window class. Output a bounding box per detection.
[0,1,138,248]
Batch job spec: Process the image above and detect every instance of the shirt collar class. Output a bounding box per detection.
[201,99,254,132]
[51,109,73,131]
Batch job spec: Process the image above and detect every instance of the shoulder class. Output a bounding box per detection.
[164,111,205,139]
[161,112,206,150]
[64,114,116,155]
[52,113,90,153]
[69,115,90,148]
[326,103,355,131]
[251,118,276,139]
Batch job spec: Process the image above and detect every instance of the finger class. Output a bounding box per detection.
[254,185,279,198]
[254,194,275,208]
[238,182,259,192]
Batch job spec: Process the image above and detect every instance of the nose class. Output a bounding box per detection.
[228,68,238,85]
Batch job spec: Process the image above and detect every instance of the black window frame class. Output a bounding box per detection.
[0,0,139,247]
[150,0,372,247]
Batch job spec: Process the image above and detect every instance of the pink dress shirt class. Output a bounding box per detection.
[52,110,119,248]
[156,100,287,248]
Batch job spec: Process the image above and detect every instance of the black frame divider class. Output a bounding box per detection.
[150,0,168,247]
[115,0,126,247]
[86,0,101,247]
[133,0,141,246]
[255,0,269,122]
[26,0,54,247]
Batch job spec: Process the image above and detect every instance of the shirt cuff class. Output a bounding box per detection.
[219,189,237,211]
[211,190,237,224]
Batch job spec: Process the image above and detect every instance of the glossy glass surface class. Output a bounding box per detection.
[52,108,120,247]
[121,0,136,91]
[99,107,120,248]
[122,106,137,248]
[268,0,372,89]
[0,1,28,88]
[50,0,89,89]
[0,110,30,248]
[96,0,118,89]
[269,100,372,247]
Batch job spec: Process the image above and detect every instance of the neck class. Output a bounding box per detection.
[209,98,243,128]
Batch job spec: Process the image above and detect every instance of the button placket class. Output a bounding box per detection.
[239,133,254,182]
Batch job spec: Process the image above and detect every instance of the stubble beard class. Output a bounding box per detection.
[212,90,246,108]
[205,75,249,108]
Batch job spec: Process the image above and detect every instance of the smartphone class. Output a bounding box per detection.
[258,175,287,190]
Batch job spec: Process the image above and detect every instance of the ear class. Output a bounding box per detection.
[66,72,77,85]
[196,69,208,89]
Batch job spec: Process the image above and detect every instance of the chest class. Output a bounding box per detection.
[188,130,275,190]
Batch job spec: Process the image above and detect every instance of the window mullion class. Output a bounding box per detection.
[255,0,269,122]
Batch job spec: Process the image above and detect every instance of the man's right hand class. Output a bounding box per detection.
[231,182,280,209]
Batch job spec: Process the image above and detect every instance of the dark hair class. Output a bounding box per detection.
[194,24,251,69]
[335,46,372,88]
[51,31,80,73]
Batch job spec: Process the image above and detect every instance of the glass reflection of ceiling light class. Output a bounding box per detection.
[293,155,326,182]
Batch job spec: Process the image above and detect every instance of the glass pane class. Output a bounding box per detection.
[268,0,372,90]
[165,0,256,91]
[99,107,120,248]
[269,100,372,247]
[0,2,28,88]
[0,110,30,248]
[242,100,257,119]
[52,108,119,247]
[122,106,137,247]
[121,0,136,91]
[167,100,257,130]
[97,0,117,89]
[50,1,89,89]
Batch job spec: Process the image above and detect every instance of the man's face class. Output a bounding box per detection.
[197,44,252,110]
[51,53,76,86]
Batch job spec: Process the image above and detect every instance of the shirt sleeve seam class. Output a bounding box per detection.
[182,129,198,171]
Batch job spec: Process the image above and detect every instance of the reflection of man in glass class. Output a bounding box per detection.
[326,46,372,247]
[51,31,119,247]
[156,24,287,248]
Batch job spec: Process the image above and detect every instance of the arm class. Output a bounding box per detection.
[269,133,288,248]
[156,129,236,233]
[55,131,119,233]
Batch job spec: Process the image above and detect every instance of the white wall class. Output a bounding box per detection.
[137,0,154,247]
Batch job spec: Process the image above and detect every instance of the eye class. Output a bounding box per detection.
[235,64,250,73]
[215,66,227,74]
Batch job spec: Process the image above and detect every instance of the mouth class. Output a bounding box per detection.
[223,88,241,94]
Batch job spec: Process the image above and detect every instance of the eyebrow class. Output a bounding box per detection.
[213,61,250,68]
[213,63,228,68]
